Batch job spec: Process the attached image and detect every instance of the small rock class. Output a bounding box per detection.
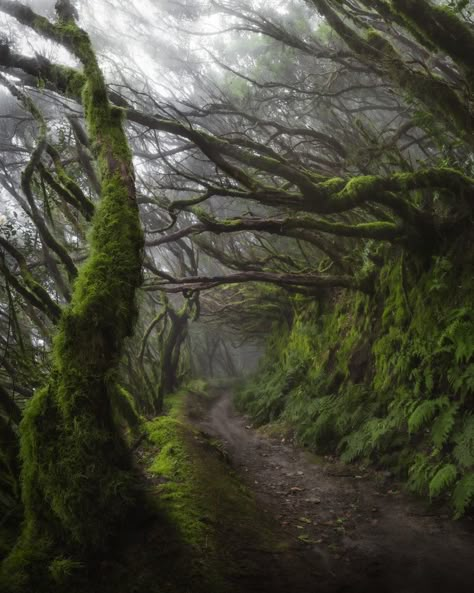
[288,486,304,495]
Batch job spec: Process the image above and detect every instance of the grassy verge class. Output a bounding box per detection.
[94,381,281,593]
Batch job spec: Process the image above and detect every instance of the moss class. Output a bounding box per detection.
[319,176,346,193]
[60,67,86,96]
[388,168,473,193]
[111,385,142,443]
[331,174,384,210]
[146,417,211,550]
[127,391,280,593]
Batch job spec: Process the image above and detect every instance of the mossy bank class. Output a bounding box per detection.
[237,241,474,517]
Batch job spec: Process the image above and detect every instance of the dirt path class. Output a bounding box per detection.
[198,391,474,593]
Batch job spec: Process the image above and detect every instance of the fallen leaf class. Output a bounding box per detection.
[299,517,312,524]
[297,534,319,544]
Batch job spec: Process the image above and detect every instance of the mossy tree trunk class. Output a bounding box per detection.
[0,2,143,589]
[390,0,474,86]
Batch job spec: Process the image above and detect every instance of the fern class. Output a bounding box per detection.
[408,454,440,495]
[453,473,474,518]
[448,363,474,399]
[453,415,474,469]
[429,464,457,498]
[49,557,84,585]
[408,397,449,434]
[339,416,394,463]
[438,307,474,364]
[386,390,414,429]
[300,395,339,447]
[431,403,459,449]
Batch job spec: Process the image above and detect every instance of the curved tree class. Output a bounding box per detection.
[0,1,143,589]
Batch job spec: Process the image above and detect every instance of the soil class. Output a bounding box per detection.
[195,390,474,593]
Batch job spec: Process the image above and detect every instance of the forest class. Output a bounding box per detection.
[0,0,473,591]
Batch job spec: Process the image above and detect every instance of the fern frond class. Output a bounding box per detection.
[339,427,368,463]
[448,363,474,399]
[429,464,457,498]
[438,307,474,364]
[453,415,474,469]
[408,397,449,434]
[453,473,474,518]
[431,403,459,449]
[408,454,439,495]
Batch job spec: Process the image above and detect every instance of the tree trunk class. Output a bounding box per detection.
[0,4,143,590]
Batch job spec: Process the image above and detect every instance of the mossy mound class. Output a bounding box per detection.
[76,389,284,593]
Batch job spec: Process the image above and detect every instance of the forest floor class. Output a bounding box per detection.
[96,387,474,593]
[195,390,474,593]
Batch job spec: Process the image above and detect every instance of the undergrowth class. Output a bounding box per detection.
[237,243,474,517]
